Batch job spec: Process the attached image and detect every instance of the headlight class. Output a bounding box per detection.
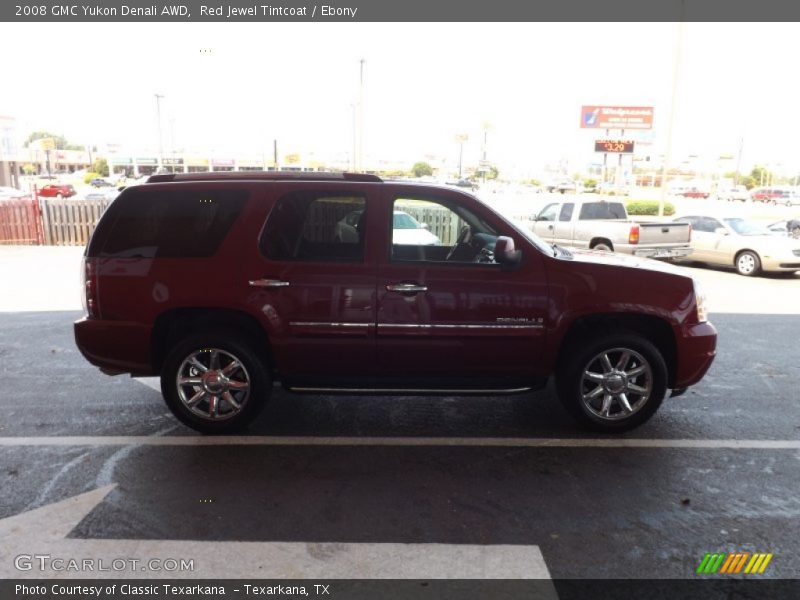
[693,279,708,323]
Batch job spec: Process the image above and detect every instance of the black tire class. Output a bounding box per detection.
[735,250,761,277]
[161,330,271,434]
[556,332,668,433]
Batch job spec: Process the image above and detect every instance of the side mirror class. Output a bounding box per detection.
[494,236,522,266]
[420,223,430,230]
[714,227,729,236]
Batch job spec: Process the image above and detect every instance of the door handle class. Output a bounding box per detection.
[386,283,428,293]
[547,224,554,230]
[249,279,290,288]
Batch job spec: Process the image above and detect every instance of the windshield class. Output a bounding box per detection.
[393,212,421,229]
[508,218,558,255]
[724,218,771,236]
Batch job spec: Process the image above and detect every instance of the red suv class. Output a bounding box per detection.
[74,172,717,433]
[38,184,77,199]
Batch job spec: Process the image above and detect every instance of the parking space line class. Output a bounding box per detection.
[1,436,799,448]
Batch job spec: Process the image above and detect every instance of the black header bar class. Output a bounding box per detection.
[3,0,800,22]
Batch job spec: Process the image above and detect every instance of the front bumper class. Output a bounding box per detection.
[673,321,717,388]
[761,256,800,272]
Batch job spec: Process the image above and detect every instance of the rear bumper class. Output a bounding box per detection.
[74,317,154,375]
[673,321,717,388]
[632,246,693,259]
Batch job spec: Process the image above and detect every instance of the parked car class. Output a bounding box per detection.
[767,219,800,239]
[447,179,479,191]
[596,182,631,196]
[336,210,441,246]
[530,199,692,259]
[38,184,76,199]
[716,185,749,202]
[750,187,799,205]
[546,180,581,194]
[74,171,717,434]
[0,186,29,200]
[84,188,121,201]
[678,187,710,199]
[674,215,800,276]
[90,178,114,188]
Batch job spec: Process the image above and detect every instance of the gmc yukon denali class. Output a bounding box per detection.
[74,172,717,433]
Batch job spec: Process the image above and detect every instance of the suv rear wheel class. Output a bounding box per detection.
[161,331,271,433]
[556,332,667,432]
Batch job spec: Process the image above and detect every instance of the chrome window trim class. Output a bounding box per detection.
[378,323,544,330]
[289,322,373,328]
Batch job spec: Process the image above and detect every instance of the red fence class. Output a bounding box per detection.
[0,199,43,245]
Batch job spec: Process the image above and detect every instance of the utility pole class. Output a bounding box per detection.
[734,136,744,186]
[154,93,165,172]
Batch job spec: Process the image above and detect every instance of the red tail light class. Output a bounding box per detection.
[81,256,99,318]
[629,224,640,245]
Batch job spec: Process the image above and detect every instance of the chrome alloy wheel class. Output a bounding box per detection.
[176,348,251,421]
[580,347,653,421]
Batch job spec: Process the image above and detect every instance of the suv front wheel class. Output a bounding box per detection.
[556,332,668,432]
[161,331,271,433]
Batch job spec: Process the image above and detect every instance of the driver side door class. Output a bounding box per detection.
[375,188,549,388]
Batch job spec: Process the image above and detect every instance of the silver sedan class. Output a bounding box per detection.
[674,215,800,276]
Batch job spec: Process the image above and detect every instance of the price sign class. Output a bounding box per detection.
[594,139,635,154]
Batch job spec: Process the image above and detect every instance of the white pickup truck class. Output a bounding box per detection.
[530,199,692,259]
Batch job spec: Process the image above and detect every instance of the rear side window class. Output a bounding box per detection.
[578,202,626,220]
[558,203,574,221]
[97,188,247,258]
[260,191,366,262]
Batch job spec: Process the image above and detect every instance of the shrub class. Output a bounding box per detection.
[83,172,102,184]
[626,200,676,216]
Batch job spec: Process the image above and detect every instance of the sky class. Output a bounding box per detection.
[2,22,799,176]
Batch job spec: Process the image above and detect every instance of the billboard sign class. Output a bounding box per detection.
[581,106,654,130]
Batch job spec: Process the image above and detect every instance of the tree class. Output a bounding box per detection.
[750,165,772,187]
[411,161,433,178]
[92,158,109,177]
[486,165,499,180]
[24,131,85,151]
[21,164,37,175]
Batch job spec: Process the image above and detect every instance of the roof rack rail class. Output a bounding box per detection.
[146,171,382,184]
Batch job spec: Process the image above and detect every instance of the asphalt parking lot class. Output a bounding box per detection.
[0,246,799,583]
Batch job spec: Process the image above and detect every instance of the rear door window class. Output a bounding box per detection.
[97,188,247,258]
[558,203,574,221]
[260,191,367,262]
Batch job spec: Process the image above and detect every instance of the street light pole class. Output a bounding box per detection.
[658,6,685,217]
[154,93,165,172]
[357,59,365,172]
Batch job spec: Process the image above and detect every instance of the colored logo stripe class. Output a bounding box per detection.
[745,553,774,574]
[697,552,773,575]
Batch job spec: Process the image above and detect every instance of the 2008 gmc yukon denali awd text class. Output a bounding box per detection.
[74,172,717,434]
